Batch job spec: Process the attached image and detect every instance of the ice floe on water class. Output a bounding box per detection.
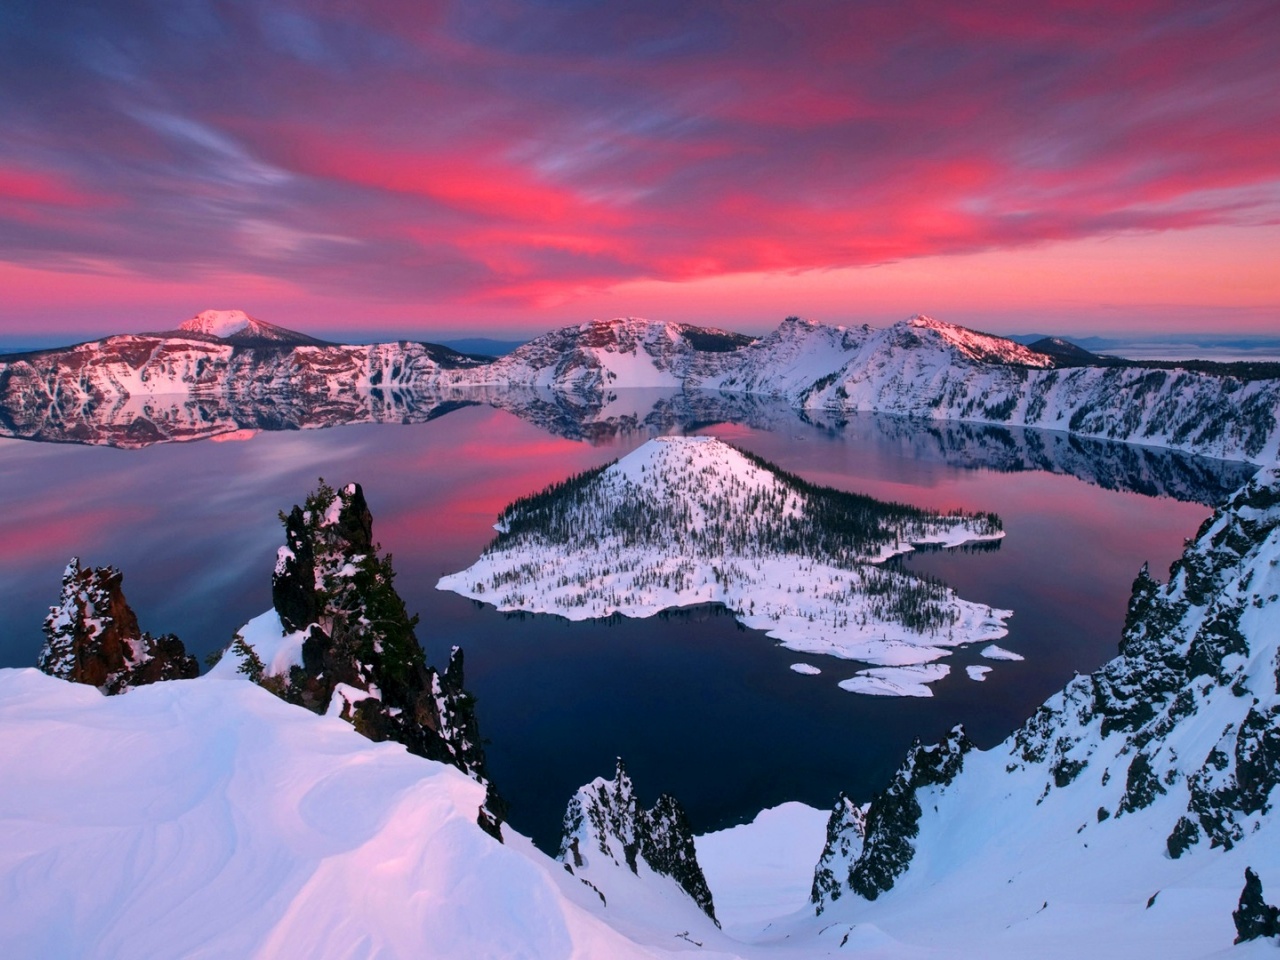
[837,663,952,697]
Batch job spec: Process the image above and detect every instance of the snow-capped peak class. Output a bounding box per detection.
[173,309,327,346]
[904,314,1053,367]
[179,309,257,338]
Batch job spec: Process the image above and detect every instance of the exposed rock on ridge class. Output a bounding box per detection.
[809,793,867,907]
[1234,867,1280,943]
[241,480,503,837]
[813,726,972,909]
[37,558,198,694]
[558,758,718,924]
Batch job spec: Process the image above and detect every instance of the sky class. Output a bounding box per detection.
[0,0,1277,343]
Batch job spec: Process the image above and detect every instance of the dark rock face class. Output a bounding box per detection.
[810,793,866,912]
[252,480,503,838]
[1234,868,1280,944]
[557,759,717,924]
[38,558,198,694]
[1177,703,1280,853]
[840,725,973,903]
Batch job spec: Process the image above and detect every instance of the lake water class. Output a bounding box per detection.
[0,393,1253,850]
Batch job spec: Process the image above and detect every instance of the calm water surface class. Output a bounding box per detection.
[0,402,1242,849]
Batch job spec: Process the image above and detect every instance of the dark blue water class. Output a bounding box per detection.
[0,400,1242,849]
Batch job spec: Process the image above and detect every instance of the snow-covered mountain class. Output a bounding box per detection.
[3,310,1277,464]
[700,314,1280,464]
[0,308,488,420]
[439,435,1011,695]
[169,308,331,346]
[462,316,754,392]
[695,314,1049,399]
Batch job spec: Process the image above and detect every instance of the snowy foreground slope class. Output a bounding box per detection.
[439,436,1011,695]
[0,669,685,960]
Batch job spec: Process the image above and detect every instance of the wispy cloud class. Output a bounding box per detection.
[0,0,1275,331]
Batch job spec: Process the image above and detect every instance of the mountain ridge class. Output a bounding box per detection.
[2,310,1278,464]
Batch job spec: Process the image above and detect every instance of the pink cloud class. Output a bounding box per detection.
[0,0,1275,335]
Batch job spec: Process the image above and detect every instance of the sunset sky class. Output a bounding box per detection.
[1,0,1277,342]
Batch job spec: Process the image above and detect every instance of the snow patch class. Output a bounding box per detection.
[695,802,829,934]
[179,309,255,339]
[207,609,307,680]
[837,663,951,697]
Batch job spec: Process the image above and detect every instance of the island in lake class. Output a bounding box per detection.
[439,435,1013,696]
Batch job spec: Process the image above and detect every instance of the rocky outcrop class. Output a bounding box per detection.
[813,725,972,908]
[37,558,198,694]
[810,793,866,910]
[1234,867,1280,944]
[1006,472,1280,849]
[246,480,503,837]
[558,759,717,924]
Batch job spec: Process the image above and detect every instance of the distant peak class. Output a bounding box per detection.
[582,316,652,330]
[902,314,1053,368]
[172,309,331,346]
[906,313,943,328]
[180,309,256,338]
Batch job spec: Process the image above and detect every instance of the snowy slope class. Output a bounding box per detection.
[696,803,831,934]
[694,316,873,398]
[179,308,255,338]
[801,465,1280,957]
[439,436,1011,695]
[791,317,1280,464]
[459,316,754,393]
[0,668,684,960]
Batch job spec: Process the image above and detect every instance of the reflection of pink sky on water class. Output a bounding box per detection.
[0,404,1230,674]
[375,414,641,561]
[0,505,153,568]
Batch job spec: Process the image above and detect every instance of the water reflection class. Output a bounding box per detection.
[0,387,1255,504]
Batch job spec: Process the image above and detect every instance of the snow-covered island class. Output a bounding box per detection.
[438,436,1012,695]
